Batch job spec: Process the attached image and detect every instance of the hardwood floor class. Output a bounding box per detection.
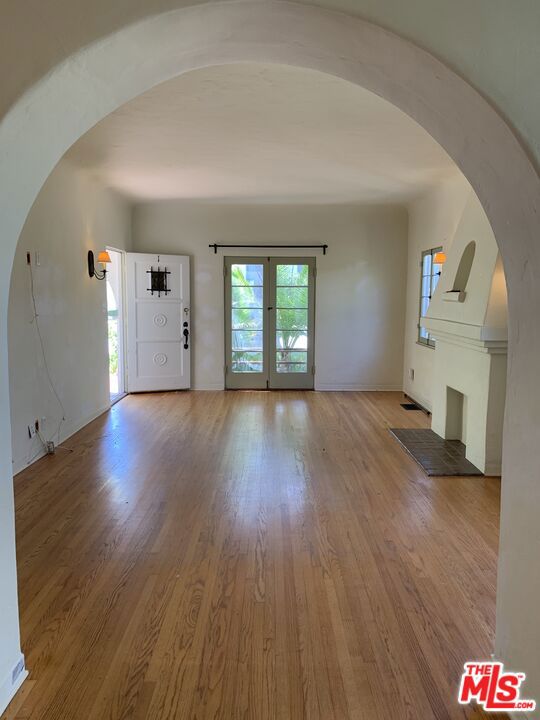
[4,391,506,720]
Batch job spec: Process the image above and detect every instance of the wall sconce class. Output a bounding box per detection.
[434,251,447,265]
[88,250,111,280]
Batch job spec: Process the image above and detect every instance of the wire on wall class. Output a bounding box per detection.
[27,261,66,459]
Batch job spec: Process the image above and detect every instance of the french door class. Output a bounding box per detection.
[225,257,315,389]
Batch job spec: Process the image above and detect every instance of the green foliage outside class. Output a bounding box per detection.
[108,311,119,376]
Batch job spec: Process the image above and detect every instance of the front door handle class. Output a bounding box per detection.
[183,326,189,349]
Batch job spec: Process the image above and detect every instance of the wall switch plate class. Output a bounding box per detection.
[28,424,36,439]
[409,368,415,381]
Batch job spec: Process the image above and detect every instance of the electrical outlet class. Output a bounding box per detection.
[11,657,25,684]
[28,424,36,439]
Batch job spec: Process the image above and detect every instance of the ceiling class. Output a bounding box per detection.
[65,63,460,204]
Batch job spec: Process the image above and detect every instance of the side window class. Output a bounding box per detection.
[418,246,443,347]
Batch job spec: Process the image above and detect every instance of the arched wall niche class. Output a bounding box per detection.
[1,0,540,709]
[453,241,476,292]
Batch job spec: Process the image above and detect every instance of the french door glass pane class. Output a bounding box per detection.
[232,285,263,308]
[230,263,265,375]
[276,308,308,330]
[276,350,307,373]
[232,329,263,350]
[275,264,309,374]
[232,351,263,372]
[276,287,308,308]
[276,330,308,350]
[232,308,263,330]
[276,264,308,286]
[276,351,307,363]
[232,263,264,287]
[277,362,307,373]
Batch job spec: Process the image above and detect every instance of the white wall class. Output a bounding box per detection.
[9,160,131,475]
[403,174,474,410]
[132,201,408,391]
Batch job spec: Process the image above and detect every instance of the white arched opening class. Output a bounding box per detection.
[1,1,539,708]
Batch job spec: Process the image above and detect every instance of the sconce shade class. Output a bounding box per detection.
[434,251,447,264]
[97,251,112,265]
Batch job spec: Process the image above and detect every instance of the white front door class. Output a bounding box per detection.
[126,253,190,392]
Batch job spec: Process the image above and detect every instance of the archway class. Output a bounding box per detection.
[1,0,539,708]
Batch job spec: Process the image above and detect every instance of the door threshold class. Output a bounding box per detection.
[225,388,314,391]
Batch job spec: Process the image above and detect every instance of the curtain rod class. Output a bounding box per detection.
[209,243,327,255]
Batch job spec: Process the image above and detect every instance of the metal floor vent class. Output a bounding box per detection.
[400,402,421,411]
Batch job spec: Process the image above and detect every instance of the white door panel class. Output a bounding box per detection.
[135,303,182,342]
[127,253,190,392]
[135,342,184,381]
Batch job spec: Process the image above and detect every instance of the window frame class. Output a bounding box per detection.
[418,246,443,348]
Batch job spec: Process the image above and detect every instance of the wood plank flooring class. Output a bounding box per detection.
[4,391,506,720]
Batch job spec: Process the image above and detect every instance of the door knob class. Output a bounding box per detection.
[183,327,189,349]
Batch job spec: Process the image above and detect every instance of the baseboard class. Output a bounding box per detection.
[315,385,403,391]
[0,653,28,716]
[12,404,110,476]
[483,462,502,477]
[192,382,225,390]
